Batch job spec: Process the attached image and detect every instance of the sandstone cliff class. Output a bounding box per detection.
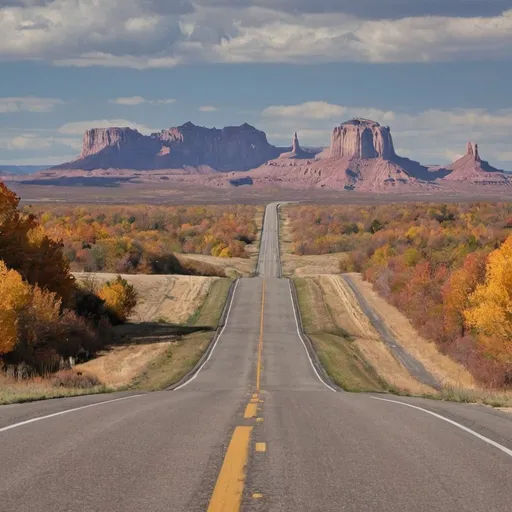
[80,127,145,158]
[237,120,433,192]
[51,122,284,172]
[328,119,395,160]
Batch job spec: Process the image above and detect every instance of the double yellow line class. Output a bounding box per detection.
[207,279,266,512]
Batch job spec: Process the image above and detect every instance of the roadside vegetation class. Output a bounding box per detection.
[294,277,432,394]
[75,276,231,392]
[0,181,138,403]
[0,181,234,405]
[286,203,512,391]
[28,204,262,276]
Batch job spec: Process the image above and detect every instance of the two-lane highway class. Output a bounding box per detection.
[1,202,511,512]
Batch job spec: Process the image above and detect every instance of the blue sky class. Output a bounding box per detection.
[1,0,512,168]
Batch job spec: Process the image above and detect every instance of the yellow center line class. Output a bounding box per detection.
[244,403,258,419]
[256,279,266,393]
[207,426,253,512]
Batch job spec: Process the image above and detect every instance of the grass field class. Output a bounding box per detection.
[294,277,388,393]
[1,276,232,405]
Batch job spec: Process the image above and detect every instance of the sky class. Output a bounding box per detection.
[1,0,512,168]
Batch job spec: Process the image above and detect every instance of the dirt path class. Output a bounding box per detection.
[341,274,441,390]
[313,275,435,394]
[343,273,479,390]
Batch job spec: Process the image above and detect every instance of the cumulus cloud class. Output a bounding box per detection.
[111,96,176,106]
[1,0,512,67]
[261,101,512,166]
[0,96,64,113]
[194,0,512,19]
[0,131,82,152]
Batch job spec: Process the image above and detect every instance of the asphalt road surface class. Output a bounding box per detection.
[1,202,511,512]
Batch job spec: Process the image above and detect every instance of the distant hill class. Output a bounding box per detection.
[49,122,291,172]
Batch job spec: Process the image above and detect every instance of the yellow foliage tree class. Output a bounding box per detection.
[464,236,512,359]
[0,261,31,355]
[99,276,137,323]
[219,247,232,258]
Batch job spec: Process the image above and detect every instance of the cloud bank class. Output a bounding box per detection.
[1,0,512,68]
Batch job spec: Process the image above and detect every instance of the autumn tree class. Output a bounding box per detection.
[442,252,487,341]
[0,261,31,355]
[0,183,74,301]
[99,276,137,324]
[464,236,512,360]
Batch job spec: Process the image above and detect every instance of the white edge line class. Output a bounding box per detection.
[173,279,240,391]
[288,280,337,393]
[0,395,142,433]
[372,397,512,458]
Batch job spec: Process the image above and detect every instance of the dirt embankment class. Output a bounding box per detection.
[297,275,435,394]
[74,273,220,324]
[75,274,231,389]
[344,273,478,390]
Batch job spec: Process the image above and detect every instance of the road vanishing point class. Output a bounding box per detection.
[1,203,511,511]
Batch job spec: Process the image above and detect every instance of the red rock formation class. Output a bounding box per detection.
[238,120,432,192]
[52,122,285,172]
[329,119,395,160]
[80,128,144,158]
[292,132,300,154]
[443,142,509,184]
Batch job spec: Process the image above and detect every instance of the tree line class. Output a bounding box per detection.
[28,204,260,274]
[287,203,512,387]
[0,182,137,377]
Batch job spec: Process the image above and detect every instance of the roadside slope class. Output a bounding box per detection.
[294,276,436,394]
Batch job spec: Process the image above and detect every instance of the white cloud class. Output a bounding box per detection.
[0,132,82,151]
[58,119,158,135]
[54,53,182,69]
[199,105,218,112]
[0,134,52,150]
[112,96,176,106]
[0,96,64,113]
[1,1,512,67]
[206,8,512,64]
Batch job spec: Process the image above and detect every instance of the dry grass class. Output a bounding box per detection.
[320,275,435,395]
[295,276,434,395]
[2,276,232,404]
[177,255,255,278]
[188,278,233,327]
[76,342,173,388]
[294,277,386,392]
[346,273,478,390]
[282,253,347,277]
[75,277,232,390]
[130,331,213,391]
[0,373,108,405]
[74,273,221,324]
